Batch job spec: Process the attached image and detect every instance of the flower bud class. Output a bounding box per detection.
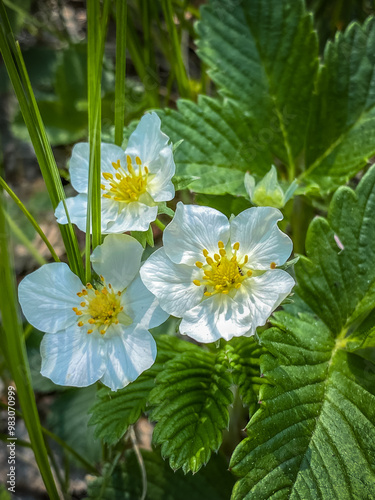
[245,166,298,209]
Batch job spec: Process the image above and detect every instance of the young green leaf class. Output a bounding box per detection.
[230,311,375,499]
[88,336,197,445]
[149,348,233,474]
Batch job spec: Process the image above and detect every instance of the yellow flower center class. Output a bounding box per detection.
[72,276,132,335]
[193,241,252,297]
[101,155,149,203]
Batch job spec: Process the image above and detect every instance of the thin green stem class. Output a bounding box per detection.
[154,218,166,231]
[129,426,147,500]
[0,176,60,262]
[114,0,127,146]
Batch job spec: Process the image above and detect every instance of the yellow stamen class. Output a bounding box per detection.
[193,241,252,297]
[270,262,277,269]
[101,155,148,204]
[73,279,131,336]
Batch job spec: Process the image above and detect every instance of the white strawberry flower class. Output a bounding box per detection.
[140,203,295,343]
[55,112,175,233]
[18,234,168,391]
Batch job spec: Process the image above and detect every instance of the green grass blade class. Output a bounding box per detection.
[0,176,60,262]
[161,0,191,98]
[127,20,160,108]
[86,0,110,281]
[115,0,127,146]
[4,211,47,266]
[0,1,84,280]
[0,188,59,500]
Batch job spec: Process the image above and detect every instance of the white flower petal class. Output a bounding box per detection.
[126,112,169,165]
[163,202,230,265]
[140,248,203,317]
[105,202,158,233]
[69,143,90,194]
[91,234,143,291]
[100,327,156,391]
[69,143,126,195]
[179,294,252,343]
[230,207,293,269]
[55,194,89,232]
[236,269,295,333]
[100,143,126,174]
[55,195,119,233]
[123,274,169,329]
[18,262,83,333]
[40,326,106,387]
[146,147,175,202]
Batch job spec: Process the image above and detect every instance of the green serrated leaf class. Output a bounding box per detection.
[158,97,271,196]
[230,311,375,499]
[88,336,197,445]
[346,309,375,352]
[303,18,375,192]
[196,0,318,166]
[86,449,234,500]
[225,337,264,415]
[149,348,233,474]
[230,162,375,498]
[296,164,375,334]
